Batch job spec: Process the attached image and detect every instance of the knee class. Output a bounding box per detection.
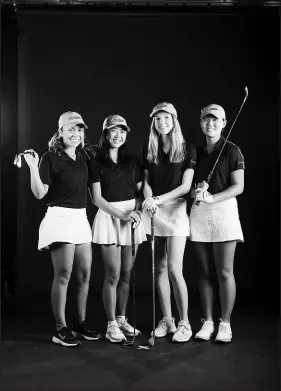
[55,269,72,286]
[217,268,234,281]
[168,267,182,282]
[77,268,91,285]
[104,271,120,286]
[119,269,131,285]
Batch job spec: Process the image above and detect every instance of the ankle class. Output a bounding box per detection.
[108,320,118,327]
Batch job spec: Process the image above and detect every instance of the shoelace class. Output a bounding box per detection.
[177,322,190,334]
[218,322,228,333]
[201,320,214,331]
[108,325,122,336]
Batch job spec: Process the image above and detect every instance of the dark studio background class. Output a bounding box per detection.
[0,2,280,391]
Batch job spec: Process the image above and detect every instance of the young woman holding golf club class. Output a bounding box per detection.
[141,102,196,343]
[89,115,147,343]
[22,111,102,347]
[190,103,245,343]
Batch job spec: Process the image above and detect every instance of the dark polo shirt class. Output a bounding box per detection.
[39,150,90,208]
[88,155,141,202]
[141,142,196,196]
[194,136,245,194]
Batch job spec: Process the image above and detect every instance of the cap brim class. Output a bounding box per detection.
[104,124,130,132]
[150,109,176,118]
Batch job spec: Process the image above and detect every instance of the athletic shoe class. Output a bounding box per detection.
[195,319,215,341]
[72,320,102,341]
[106,323,127,343]
[172,320,193,342]
[116,317,141,337]
[152,317,177,338]
[52,327,81,347]
[215,319,232,343]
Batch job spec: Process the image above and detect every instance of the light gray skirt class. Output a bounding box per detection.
[189,197,244,242]
[142,197,190,237]
[92,199,147,246]
[38,206,92,250]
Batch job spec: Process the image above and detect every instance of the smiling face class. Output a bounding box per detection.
[60,123,85,148]
[106,126,127,149]
[200,114,227,140]
[154,111,174,135]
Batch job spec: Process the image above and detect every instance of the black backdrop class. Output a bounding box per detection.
[1,6,280,315]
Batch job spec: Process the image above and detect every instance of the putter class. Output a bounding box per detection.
[148,213,156,347]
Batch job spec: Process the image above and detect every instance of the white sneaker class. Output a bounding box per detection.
[172,320,193,343]
[195,319,215,341]
[116,317,141,337]
[152,317,177,338]
[215,319,232,343]
[106,323,127,343]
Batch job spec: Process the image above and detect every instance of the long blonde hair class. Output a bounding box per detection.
[147,114,186,164]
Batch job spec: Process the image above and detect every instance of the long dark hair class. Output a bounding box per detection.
[96,128,130,166]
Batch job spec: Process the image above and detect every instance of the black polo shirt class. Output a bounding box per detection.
[141,142,196,196]
[39,150,90,208]
[88,155,141,202]
[194,137,245,194]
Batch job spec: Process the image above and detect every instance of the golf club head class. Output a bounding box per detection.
[148,336,155,347]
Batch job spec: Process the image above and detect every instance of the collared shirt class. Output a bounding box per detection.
[194,136,245,194]
[39,150,90,208]
[141,142,196,196]
[88,155,141,202]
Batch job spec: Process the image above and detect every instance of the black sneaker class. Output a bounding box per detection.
[52,327,81,347]
[73,320,102,341]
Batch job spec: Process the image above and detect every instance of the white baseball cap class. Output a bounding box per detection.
[58,111,88,129]
[200,104,226,120]
[102,115,130,132]
[150,102,178,118]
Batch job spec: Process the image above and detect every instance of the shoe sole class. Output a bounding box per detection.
[121,330,141,337]
[195,333,215,341]
[105,333,127,343]
[72,332,102,341]
[215,338,232,343]
[52,336,81,347]
[172,333,193,343]
[151,330,177,338]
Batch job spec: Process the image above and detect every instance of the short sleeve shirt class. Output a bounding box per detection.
[88,155,141,202]
[194,137,245,194]
[39,150,90,208]
[141,142,196,195]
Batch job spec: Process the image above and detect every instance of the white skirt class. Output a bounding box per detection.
[38,206,92,250]
[189,197,244,242]
[92,199,147,246]
[142,198,190,237]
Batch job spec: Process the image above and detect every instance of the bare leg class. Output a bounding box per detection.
[213,241,237,322]
[117,245,138,316]
[166,236,188,321]
[101,245,121,321]
[74,242,92,323]
[51,243,75,327]
[154,236,172,318]
[193,242,214,321]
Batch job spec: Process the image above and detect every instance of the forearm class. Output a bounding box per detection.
[213,183,244,203]
[143,182,153,199]
[29,167,48,199]
[92,195,124,219]
[157,183,191,204]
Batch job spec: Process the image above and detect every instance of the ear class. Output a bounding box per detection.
[222,119,227,129]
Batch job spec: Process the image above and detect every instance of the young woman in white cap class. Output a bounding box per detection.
[190,104,245,343]
[141,102,196,343]
[23,111,101,347]
[89,114,147,343]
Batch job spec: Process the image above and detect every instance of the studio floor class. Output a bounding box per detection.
[1,289,279,391]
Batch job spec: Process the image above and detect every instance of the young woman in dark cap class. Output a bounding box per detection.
[89,114,146,343]
[141,102,196,343]
[23,111,102,347]
[190,104,245,343]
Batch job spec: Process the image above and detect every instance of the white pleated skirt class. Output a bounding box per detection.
[38,206,92,250]
[92,199,147,246]
[189,197,244,242]
[142,197,190,237]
